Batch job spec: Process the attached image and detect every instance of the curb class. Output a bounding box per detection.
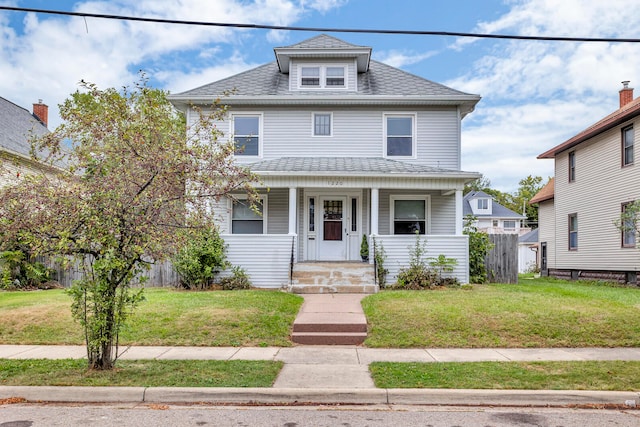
[2,386,639,407]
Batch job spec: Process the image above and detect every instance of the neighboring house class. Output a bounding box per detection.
[529,178,554,275]
[0,97,54,186]
[518,228,539,273]
[168,35,481,289]
[535,82,639,284]
[463,191,527,235]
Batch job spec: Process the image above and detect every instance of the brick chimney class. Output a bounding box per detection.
[619,81,634,108]
[32,99,48,127]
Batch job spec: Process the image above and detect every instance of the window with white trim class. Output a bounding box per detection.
[568,213,578,250]
[313,113,332,136]
[477,198,489,210]
[385,114,415,157]
[623,125,634,166]
[232,115,261,156]
[231,197,265,234]
[503,220,516,230]
[298,65,347,89]
[391,196,428,235]
[622,202,636,247]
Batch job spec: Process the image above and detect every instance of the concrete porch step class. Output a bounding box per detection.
[289,284,378,294]
[291,332,368,345]
[293,313,367,333]
[290,262,377,294]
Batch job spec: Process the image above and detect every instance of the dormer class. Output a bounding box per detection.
[467,191,493,215]
[274,34,371,92]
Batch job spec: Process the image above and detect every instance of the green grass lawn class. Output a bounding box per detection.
[370,361,640,391]
[0,359,282,387]
[362,277,640,348]
[0,288,303,347]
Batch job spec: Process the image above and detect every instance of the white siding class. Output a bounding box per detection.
[188,106,461,170]
[374,235,469,285]
[378,189,455,235]
[553,120,640,271]
[537,200,555,269]
[221,235,295,288]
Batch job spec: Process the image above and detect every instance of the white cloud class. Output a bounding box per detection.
[374,49,438,68]
[303,0,348,13]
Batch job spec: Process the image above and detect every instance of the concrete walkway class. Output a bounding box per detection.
[2,344,640,406]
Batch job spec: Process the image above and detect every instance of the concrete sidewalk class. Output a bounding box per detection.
[2,344,640,407]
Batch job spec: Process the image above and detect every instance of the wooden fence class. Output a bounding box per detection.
[485,234,518,284]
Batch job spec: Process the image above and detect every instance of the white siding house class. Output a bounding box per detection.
[463,191,526,235]
[534,82,640,284]
[169,35,481,290]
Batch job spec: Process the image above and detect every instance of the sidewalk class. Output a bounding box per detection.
[1,344,640,407]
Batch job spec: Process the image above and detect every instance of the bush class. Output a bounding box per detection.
[219,266,251,290]
[0,249,53,290]
[373,238,389,287]
[173,228,229,290]
[464,215,493,284]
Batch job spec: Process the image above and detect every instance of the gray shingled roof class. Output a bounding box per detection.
[463,191,526,219]
[282,34,365,49]
[173,59,474,99]
[519,228,539,244]
[248,157,476,177]
[0,96,49,158]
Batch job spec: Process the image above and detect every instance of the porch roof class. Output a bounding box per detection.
[248,157,480,179]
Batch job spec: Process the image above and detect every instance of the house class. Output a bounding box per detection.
[168,35,481,290]
[0,97,54,186]
[534,82,639,284]
[463,190,527,234]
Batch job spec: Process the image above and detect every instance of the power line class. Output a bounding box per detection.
[1,5,640,43]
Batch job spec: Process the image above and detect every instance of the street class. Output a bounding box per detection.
[1,404,639,427]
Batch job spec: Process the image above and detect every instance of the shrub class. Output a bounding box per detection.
[0,248,53,290]
[220,266,251,290]
[464,215,493,284]
[173,228,229,290]
[373,238,389,287]
[394,233,439,289]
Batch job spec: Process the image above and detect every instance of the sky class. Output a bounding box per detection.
[2,0,640,192]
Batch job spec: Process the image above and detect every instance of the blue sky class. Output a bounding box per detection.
[2,0,640,192]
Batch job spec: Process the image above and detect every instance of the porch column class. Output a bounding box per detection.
[371,187,379,235]
[288,187,297,235]
[455,189,463,235]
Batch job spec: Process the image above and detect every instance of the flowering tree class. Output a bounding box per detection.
[0,77,257,370]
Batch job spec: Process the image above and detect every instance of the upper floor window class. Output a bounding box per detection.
[623,125,634,166]
[568,213,578,250]
[477,198,489,210]
[622,202,636,247]
[568,151,576,182]
[385,114,415,157]
[301,67,320,87]
[391,196,428,235]
[298,65,346,89]
[232,197,265,234]
[503,220,517,230]
[313,113,332,136]
[232,114,261,156]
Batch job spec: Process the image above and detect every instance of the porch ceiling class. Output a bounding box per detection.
[248,157,480,179]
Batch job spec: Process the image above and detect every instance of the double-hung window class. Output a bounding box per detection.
[477,199,489,210]
[623,125,634,166]
[503,220,516,230]
[391,196,428,234]
[299,65,346,89]
[622,202,636,247]
[325,67,344,86]
[568,213,578,250]
[301,67,320,87]
[568,151,576,182]
[231,197,265,234]
[385,114,415,157]
[233,115,260,156]
[313,113,332,136]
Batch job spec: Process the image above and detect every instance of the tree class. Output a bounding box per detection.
[512,175,544,228]
[0,77,257,370]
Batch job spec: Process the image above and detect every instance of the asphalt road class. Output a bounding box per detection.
[1,404,639,427]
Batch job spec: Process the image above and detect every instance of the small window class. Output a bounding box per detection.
[326,67,345,87]
[233,115,260,156]
[568,213,578,250]
[232,198,264,234]
[393,198,426,234]
[301,67,320,87]
[492,219,498,227]
[477,199,489,210]
[309,198,315,232]
[351,197,357,232]
[622,202,636,247]
[313,113,331,136]
[568,151,576,182]
[623,126,634,166]
[386,115,414,157]
[504,220,516,230]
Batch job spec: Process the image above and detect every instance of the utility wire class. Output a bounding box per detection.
[1,5,640,43]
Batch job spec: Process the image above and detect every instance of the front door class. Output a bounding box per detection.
[318,197,347,260]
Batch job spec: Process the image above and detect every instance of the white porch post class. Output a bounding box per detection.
[371,187,379,235]
[455,189,463,235]
[288,187,297,235]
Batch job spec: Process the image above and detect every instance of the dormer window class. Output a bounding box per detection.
[477,198,489,210]
[301,67,320,87]
[298,65,347,89]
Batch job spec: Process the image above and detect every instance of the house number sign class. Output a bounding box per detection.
[328,180,344,186]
